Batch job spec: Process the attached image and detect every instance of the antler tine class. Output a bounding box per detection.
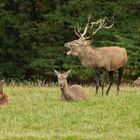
[91,17,114,35]
[77,23,82,33]
[74,23,82,38]
[90,18,103,28]
[74,27,81,38]
[81,14,91,38]
[103,17,114,29]
[103,23,113,29]
[91,19,105,35]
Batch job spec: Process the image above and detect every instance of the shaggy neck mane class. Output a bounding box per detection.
[78,44,99,67]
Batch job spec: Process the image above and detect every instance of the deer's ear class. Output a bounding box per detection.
[64,69,71,77]
[0,80,4,85]
[54,69,61,77]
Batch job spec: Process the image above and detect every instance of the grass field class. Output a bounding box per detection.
[0,85,140,140]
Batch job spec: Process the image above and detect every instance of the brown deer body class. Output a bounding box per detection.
[65,16,128,95]
[133,77,140,86]
[0,80,8,106]
[54,70,86,101]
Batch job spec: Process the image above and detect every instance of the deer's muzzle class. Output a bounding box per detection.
[65,43,72,55]
[64,43,69,47]
[67,50,72,55]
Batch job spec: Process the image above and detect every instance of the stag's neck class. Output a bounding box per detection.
[78,45,99,68]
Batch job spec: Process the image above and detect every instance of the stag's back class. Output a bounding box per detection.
[96,46,128,71]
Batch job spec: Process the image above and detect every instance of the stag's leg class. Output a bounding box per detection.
[95,72,100,96]
[106,71,114,95]
[117,67,124,95]
[101,72,106,96]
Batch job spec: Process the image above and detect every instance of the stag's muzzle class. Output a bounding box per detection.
[67,50,72,55]
[65,43,72,55]
[64,43,69,47]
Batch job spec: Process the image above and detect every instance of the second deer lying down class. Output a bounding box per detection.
[0,80,8,106]
[54,69,86,101]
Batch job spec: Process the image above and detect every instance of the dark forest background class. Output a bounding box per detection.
[0,0,140,83]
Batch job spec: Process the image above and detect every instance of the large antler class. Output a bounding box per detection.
[91,17,114,36]
[74,16,114,39]
[75,14,91,39]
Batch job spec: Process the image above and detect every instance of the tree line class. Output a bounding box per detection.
[0,0,140,83]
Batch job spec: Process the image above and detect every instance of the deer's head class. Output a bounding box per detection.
[0,80,4,98]
[0,80,4,87]
[65,15,114,56]
[65,38,92,56]
[54,69,71,88]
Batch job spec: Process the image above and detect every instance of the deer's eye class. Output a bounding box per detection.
[74,42,79,45]
[58,78,65,81]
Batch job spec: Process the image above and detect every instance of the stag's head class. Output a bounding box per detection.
[65,15,114,56]
[54,69,71,88]
[65,39,92,56]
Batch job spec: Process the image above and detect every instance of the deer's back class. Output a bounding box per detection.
[133,78,140,86]
[96,46,128,71]
[68,85,86,100]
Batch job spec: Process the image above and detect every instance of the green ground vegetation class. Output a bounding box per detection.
[0,85,140,139]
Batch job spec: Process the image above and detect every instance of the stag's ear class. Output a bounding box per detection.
[64,69,71,77]
[86,40,92,45]
[54,69,61,77]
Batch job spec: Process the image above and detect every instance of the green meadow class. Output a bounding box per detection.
[0,85,140,140]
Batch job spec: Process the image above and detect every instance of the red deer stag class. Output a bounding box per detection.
[65,16,128,95]
[0,80,8,106]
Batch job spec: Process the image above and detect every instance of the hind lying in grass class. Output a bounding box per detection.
[54,69,86,101]
[0,80,8,106]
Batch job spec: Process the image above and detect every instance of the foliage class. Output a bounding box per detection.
[0,0,140,82]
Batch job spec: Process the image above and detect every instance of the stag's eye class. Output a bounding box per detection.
[74,42,79,45]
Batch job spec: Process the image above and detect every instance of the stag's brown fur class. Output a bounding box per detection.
[0,80,8,106]
[54,70,86,101]
[78,45,127,71]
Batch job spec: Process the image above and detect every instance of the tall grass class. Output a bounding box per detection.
[0,85,140,140]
